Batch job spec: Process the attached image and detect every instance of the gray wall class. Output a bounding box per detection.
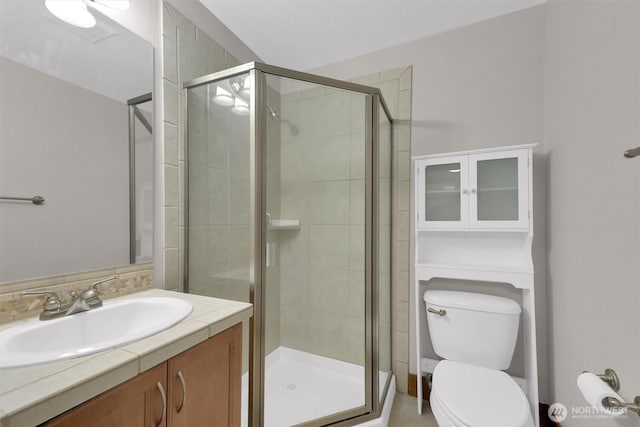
[311,5,548,400]
[313,5,640,425]
[0,57,130,282]
[544,1,639,425]
[309,6,545,157]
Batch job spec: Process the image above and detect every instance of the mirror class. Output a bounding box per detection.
[0,0,153,283]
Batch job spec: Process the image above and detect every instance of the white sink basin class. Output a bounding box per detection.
[0,297,193,368]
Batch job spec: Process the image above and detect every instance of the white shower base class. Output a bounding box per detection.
[241,346,395,427]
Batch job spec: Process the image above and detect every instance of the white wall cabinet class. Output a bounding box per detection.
[416,148,529,230]
[412,144,539,426]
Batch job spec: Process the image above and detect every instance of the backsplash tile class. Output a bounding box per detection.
[0,263,153,324]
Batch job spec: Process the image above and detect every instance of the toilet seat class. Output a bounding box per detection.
[430,360,533,427]
[430,391,466,427]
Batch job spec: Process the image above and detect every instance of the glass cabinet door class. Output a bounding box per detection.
[468,149,529,228]
[417,156,468,228]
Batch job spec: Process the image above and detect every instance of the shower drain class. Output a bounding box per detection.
[286,384,297,391]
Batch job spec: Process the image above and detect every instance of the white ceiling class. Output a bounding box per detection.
[0,0,152,104]
[200,0,546,71]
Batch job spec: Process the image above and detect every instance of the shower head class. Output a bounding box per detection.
[267,105,280,120]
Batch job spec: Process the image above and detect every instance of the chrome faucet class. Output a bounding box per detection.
[65,276,115,315]
[21,276,116,320]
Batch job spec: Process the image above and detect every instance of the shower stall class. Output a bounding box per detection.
[183,62,394,427]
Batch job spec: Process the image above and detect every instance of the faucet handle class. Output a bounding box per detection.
[20,291,62,312]
[89,276,116,293]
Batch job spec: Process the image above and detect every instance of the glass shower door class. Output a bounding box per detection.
[184,63,394,427]
[263,74,372,426]
[185,72,253,425]
[128,95,153,263]
[186,73,252,302]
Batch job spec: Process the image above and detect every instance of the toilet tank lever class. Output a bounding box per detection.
[427,307,447,316]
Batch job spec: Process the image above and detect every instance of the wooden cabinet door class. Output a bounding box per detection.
[168,324,242,427]
[42,363,168,427]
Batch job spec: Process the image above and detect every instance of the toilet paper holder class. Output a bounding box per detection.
[589,369,640,416]
[592,368,620,391]
[606,396,640,416]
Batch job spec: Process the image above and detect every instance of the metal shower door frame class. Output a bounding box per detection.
[182,62,393,427]
[127,92,152,265]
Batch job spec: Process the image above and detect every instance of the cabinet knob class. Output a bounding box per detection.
[462,189,469,194]
[471,188,477,194]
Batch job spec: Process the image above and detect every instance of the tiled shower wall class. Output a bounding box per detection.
[161,2,281,356]
[351,68,412,394]
[275,68,412,389]
[162,1,411,392]
[384,69,412,394]
[162,2,240,293]
[276,85,370,365]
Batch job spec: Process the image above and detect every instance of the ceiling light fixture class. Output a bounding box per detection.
[45,0,96,28]
[45,0,131,29]
[91,0,130,11]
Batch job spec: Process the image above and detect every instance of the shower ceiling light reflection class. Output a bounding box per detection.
[45,0,130,29]
[212,77,250,116]
[211,76,274,118]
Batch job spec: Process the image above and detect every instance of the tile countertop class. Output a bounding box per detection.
[0,289,253,427]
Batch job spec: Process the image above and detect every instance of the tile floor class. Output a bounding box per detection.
[388,393,437,427]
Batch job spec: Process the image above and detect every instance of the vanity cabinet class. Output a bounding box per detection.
[167,324,242,427]
[416,147,529,230]
[41,324,242,427]
[42,363,168,427]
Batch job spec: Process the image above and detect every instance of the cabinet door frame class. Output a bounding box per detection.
[416,155,469,229]
[42,363,167,427]
[467,148,529,229]
[167,324,242,427]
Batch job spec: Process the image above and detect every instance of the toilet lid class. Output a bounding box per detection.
[432,360,531,427]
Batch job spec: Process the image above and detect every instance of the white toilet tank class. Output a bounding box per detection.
[424,290,521,370]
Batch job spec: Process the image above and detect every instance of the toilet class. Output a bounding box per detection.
[424,290,534,427]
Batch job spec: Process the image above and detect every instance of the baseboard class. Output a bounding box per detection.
[407,373,430,401]
[409,374,561,427]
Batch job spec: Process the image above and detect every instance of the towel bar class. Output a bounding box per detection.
[0,195,45,205]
